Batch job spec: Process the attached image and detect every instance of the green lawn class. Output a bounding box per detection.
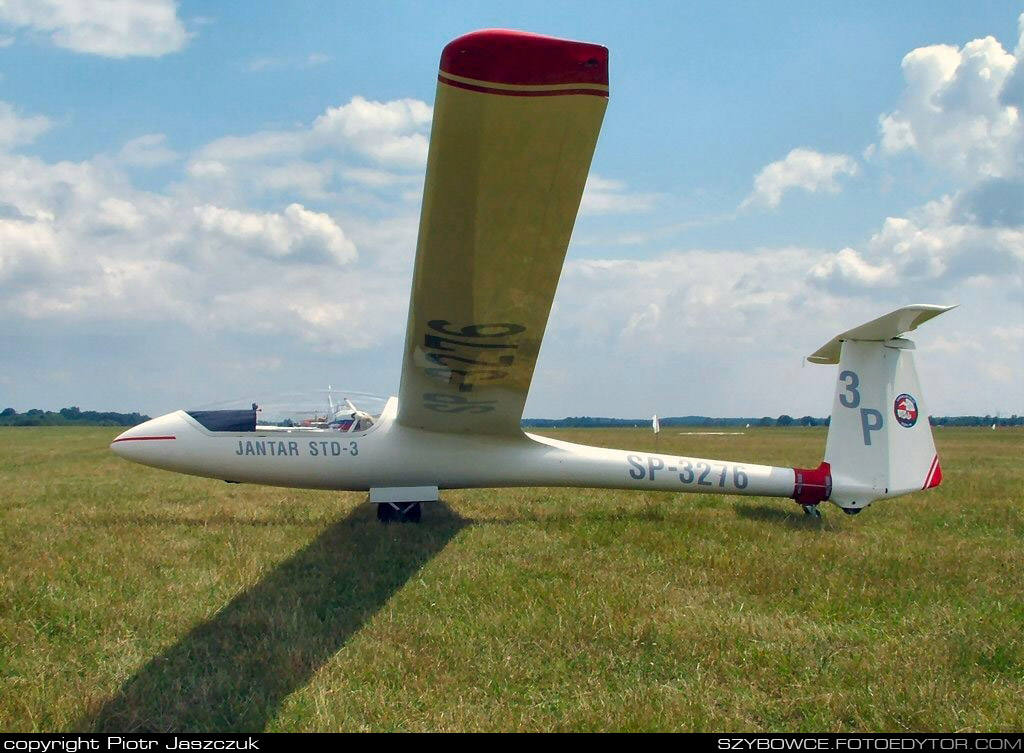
[0,426,1021,732]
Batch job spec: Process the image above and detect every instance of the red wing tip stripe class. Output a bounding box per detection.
[112,436,176,443]
[923,455,943,489]
[438,74,608,98]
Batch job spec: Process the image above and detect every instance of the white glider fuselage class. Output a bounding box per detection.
[112,401,795,500]
[110,31,951,518]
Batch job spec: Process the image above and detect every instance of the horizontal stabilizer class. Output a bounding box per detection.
[807,304,956,365]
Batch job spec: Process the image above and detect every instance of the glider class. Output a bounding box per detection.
[112,30,954,522]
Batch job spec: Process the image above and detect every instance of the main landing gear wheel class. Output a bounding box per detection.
[376,502,422,524]
[803,505,822,520]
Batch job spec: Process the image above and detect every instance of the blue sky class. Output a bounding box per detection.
[0,1,1021,419]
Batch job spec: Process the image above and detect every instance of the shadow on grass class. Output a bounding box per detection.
[733,501,833,529]
[80,501,465,732]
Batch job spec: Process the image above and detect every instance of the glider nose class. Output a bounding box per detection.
[110,412,184,463]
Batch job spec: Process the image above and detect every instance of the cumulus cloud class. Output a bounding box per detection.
[244,51,331,73]
[822,19,1024,301]
[541,247,889,416]
[809,197,1023,294]
[0,10,1019,420]
[0,101,51,148]
[951,176,1024,227]
[184,96,433,205]
[193,96,432,170]
[741,148,859,209]
[557,248,818,346]
[195,203,356,265]
[0,213,61,282]
[875,15,1024,180]
[534,239,1021,417]
[580,175,659,214]
[116,133,178,168]
[0,116,408,355]
[311,97,432,166]
[0,0,190,58]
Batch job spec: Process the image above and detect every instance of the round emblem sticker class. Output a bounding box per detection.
[894,393,919,428]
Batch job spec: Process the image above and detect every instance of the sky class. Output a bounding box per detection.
[0,1,1021,419]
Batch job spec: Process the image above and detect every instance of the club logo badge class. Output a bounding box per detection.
[894,393,919,428]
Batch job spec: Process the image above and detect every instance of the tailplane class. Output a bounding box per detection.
[808,305,955,514]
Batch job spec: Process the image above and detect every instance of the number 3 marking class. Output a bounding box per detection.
[839,370,860,408]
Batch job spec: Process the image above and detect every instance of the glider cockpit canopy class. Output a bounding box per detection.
[187,391,386,435]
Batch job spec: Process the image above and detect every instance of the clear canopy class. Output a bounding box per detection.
[188,389,387,434]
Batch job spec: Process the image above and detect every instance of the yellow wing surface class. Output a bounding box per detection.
[396,30,609,435]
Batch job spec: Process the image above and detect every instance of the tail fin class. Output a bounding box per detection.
[808,305,955,514]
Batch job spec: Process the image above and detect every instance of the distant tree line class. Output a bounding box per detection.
[523,414,1024,429]
[522,415,830,428]
[931,415,1022,427]
[0,406,150,427]
[0,407,1018,429]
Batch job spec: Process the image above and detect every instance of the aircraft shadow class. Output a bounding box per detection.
[80,501,465,732]
[733,501,833,529]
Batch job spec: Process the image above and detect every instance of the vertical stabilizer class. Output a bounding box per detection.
[809,305,954,513]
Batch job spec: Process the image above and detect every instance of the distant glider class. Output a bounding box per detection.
[112,30,954,521]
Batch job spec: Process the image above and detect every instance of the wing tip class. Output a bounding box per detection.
[440,29,609,88]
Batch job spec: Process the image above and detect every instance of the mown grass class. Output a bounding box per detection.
[0,426,1020,732]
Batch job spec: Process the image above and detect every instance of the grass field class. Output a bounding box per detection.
[0,426,1021,732]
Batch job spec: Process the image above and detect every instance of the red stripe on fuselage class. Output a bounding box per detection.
[111,436,176,443]
[792,461,832,505]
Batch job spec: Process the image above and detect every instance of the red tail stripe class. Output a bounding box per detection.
[923,454,942,489]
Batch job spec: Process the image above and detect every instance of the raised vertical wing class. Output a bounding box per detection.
[396,30,609,435]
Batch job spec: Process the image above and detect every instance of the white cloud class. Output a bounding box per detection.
[580,175,659,214]
[0,106,416,366]
[533,235,1022,418]
[195,203,357,265]
[0,100,51,148]
[192,130,307,164]
[310,96,432,167]
[741,148,859,209]
[243,51,331,73]
[821,19,1024,302]
[341,167,421,189]
[116,133,177,168]
[182,96,433,205]
[193,96,432,170]
[0,214,61,282]
[557,248,819,349]
[244,57,277,73]
[0,6,1019,423]
[875,16,1023,180]
[809,196,1023,294]
[0,0,190,58]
